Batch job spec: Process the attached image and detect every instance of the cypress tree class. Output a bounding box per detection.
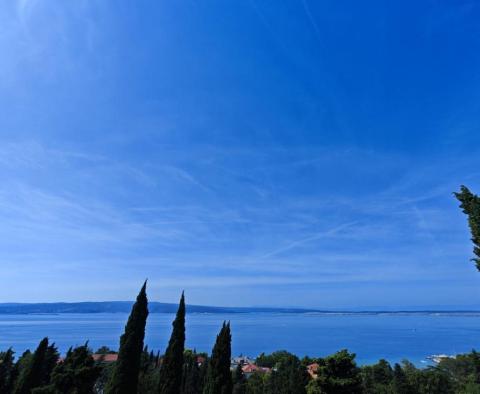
[158,292,186,394]
[14,337,51,394]
[203,322,232,394]
[454,185,480,270]
[105,281,149,394]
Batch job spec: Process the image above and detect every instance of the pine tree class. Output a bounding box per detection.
[14,337,53,394]
[454,185,480,270]
[105,281,149,394]
[203,322,232,394]
[158,292,186,394]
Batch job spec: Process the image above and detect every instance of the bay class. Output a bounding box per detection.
[0,312,479,366]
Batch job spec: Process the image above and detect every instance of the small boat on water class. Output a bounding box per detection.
[426,354,456,363]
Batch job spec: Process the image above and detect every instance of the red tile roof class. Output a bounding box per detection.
[242,364,271,374]
[92,353,118,362]
[242,364,259,373]
[307,363,319,378]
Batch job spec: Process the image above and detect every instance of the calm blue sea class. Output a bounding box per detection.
[0,313,479,366]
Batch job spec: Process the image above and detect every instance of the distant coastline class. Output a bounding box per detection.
[1,302,480,315]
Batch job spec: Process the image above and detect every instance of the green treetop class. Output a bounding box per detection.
[46,344,102,394]
[203,322,232,394]
[0,348,16,393]
[454,185,480,270]
[310,349,362,394]
[105,281,149,394]
[158,292,186,394]
[14,338,58,394]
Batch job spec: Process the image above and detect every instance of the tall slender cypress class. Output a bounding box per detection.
[106,281,149,394]
[203,322,232,394]
[14,337,51,394]
[158,292,186,394]
[455,185,480,270]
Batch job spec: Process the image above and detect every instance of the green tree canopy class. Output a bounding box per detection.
[14,338,58,394]
[44,344,102,394]
[264,352,308,394]
[312,349,362,394]
[361,359,393,394]
[245,372,265,394]
[232,363,246,394]
[181,350,205,394]
[0,348,17,394]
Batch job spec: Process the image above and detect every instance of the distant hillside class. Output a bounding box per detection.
[1,302,479,315]
[0,302,322,314]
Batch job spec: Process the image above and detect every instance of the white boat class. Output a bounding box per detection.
[426,354,456,363]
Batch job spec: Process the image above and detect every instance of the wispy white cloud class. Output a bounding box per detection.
[1,0,480,309]
[0,137,476,305]
[260,222,357,259]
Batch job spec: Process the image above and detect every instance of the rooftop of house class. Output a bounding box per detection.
[92,353,119,363]
[242,364,271,374]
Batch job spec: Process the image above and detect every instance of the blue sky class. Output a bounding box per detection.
[1,0,480,308]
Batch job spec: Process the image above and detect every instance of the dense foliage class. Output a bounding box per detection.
[35,344,102,394]
[14,337,58,394]
[232,364,246,394]
[309,349,362,394]
[181,350,207,394]
[4,340,480,394]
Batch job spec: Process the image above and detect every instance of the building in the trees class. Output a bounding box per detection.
[307,363,319,379]
[92,353,119,363]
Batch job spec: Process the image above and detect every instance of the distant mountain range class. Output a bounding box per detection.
[0,302,321,314]
[0,302,480,315]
